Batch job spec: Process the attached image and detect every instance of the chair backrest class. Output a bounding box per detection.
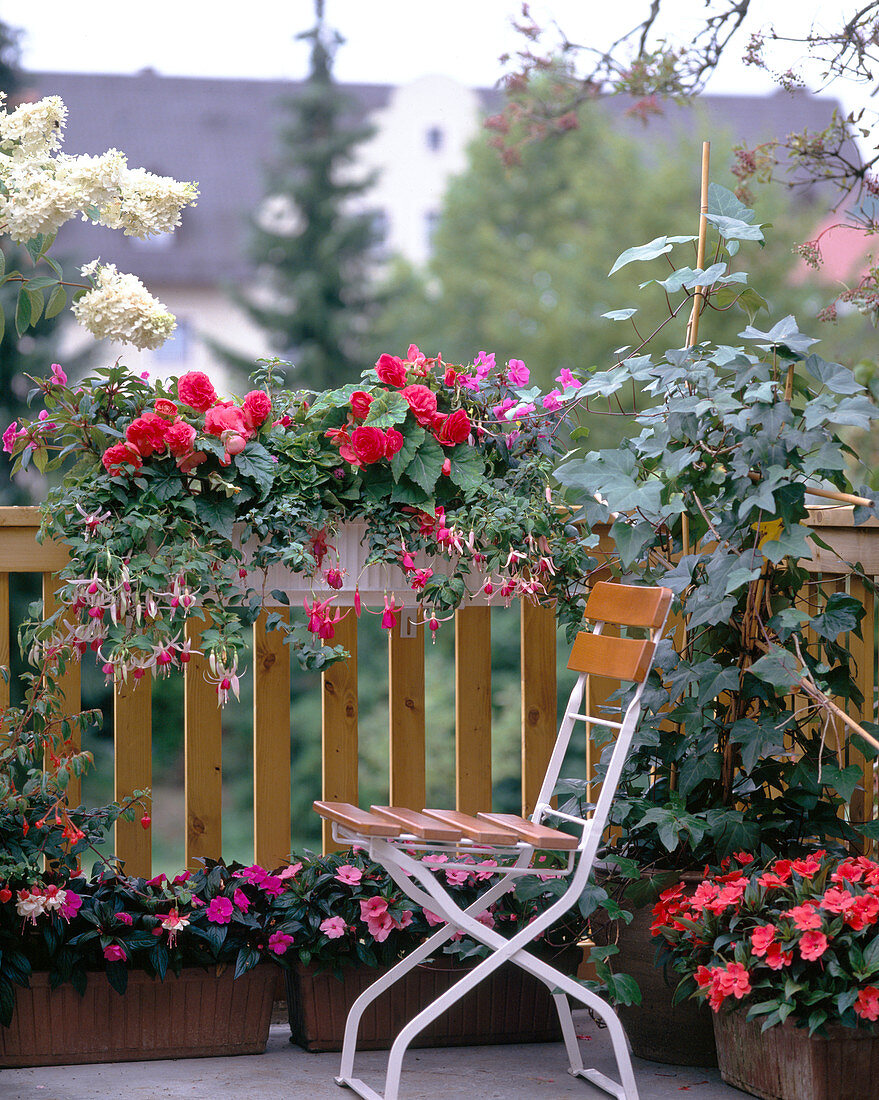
[532,581,672,824]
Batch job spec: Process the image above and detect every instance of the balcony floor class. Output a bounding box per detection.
[2,1011,742,1099]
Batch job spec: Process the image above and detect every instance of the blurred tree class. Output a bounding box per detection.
[217,0,381,390]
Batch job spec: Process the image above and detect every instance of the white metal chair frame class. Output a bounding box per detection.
[315,581,673,1100]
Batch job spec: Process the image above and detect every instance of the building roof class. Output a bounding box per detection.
[26,70,848,286]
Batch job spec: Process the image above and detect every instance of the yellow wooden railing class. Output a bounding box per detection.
[1,505,876,877]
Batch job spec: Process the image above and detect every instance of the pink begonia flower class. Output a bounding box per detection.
[506,359,530,386]
[103,944,127,962]
[233,888,250,913]
[206,896,234,924]
[267,931,295,955]
[50,362,68,385]
[335,865,364,886]
[320,916,347,939]
[556,368,578,390]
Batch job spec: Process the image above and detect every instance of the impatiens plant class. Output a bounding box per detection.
[0,94,197,349]
[651,851,879,1033]
[6,346,596,702]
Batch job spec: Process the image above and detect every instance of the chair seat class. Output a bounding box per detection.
[314,802,581,851]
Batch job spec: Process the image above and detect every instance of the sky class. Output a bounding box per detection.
[4,0,863,107]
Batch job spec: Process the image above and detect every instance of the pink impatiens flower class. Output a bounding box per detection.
[335,865,363,886]
[103,944,127,962]
[320,916,347,939]
[506,359,530,386]
[205,896,234,924]
[750,924,776,957]
[798,930,829,961]
[267,931,295,955]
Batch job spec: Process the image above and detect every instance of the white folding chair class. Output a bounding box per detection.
[315,580,673,1100]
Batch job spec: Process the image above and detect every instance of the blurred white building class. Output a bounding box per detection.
[25,69,841,384]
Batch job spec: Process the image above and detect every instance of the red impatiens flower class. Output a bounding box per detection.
[798,930,829,961]
[855,986,879,1021]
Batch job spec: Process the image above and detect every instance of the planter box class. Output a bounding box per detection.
[714,1008,879,1100]
[0,964,279,1067]
[238,520,489,607]
[286,950,580,1052]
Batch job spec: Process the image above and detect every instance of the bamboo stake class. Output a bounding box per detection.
[685,141,711,349]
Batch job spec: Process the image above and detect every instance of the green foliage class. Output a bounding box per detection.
[555,188,879,871]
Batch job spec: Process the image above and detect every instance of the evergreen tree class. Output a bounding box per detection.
[226,0,379,390]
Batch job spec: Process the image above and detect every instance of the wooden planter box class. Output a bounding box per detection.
[286,950,580,1052]
[714,1008,879,1100]
[0,964,279,1067]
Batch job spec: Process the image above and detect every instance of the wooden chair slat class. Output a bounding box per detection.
[313,801,403,837]
[476,813,580,851]
[371,805,463,841]
[421,808,520,845]
[584,581,673,629]
[567,632,656,682]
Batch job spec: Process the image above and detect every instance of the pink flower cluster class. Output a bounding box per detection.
[359,895,413,942]
[14,883,81,925]
[101,372,271,477]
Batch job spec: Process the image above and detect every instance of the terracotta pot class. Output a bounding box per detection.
[713,1007,879,1100]
[0,964,279,1067]
[286,948,581,1052]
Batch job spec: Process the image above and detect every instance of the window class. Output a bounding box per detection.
[426,126,444,152]
[152,318,191,364]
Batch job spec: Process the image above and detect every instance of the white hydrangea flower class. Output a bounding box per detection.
[0,95,67,159]
[0,160,80,242]
[98,166,199,238]
[56,149,128,210]
[71,263,177,350]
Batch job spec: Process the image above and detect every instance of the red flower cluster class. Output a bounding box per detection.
[100,372,271,477]
[651,851,879,1027]
[325,354,472,470]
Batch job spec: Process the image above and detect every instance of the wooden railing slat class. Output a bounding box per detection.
[521,603,557,818]
[321,613,358,853]
[184,617,222,868]
[455,606,491,814]
[114,675,152,877]
[253,609,291,870]
[0,572,9,712]
[42,572,81,808]
[388,614,425,809]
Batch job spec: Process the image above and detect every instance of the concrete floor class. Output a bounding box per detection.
[1,1012,746,1100]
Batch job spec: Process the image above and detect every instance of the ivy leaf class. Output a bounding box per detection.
[810,593,865,641]
[729,716,787,773]
[739,315,818,356]
[610,519,654,570]
[363,389,409,428]
[677,750,721,796]
[803,354,864,395]
[749,648,803,691]
[608,235,697,275]
[707,183,755,222]
[761,523,812,564]
[193,494,238,539]
[820,764,863,803]
[705,213,765,243]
